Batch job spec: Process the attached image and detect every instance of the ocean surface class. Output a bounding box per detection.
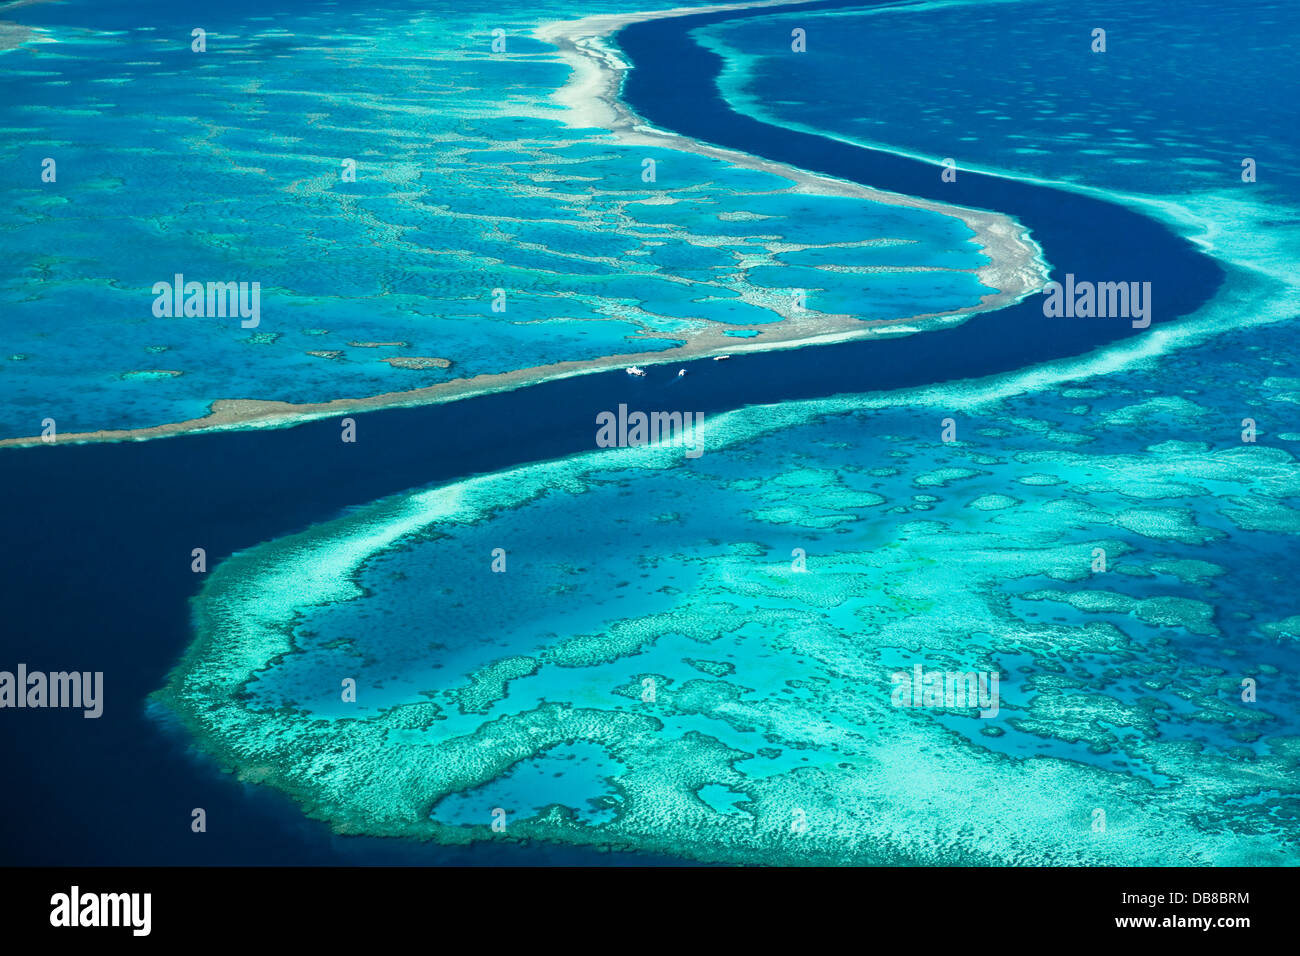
[2,0,1297,865]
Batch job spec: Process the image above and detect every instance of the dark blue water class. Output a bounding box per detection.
[618,0,1224,358]
[0,0,1224,864]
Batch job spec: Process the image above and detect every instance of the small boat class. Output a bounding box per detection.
[626,366,646,377]
[677,368,687,377]
[713,355,730,361]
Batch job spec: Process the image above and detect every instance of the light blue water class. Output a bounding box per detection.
[175,301,1300,863]
[0,0,995,439]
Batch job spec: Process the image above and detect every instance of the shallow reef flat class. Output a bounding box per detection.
[157,313,1300,865]
[0,0,1036,446]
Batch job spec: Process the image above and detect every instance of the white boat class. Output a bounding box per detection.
[626,366,646,377]
[677,368,686,377]
[713,355,730,361]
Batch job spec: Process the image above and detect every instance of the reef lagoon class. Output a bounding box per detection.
[0,0,1039,447]
[158,317,1300,863]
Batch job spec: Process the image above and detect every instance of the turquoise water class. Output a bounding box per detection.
[163,302,1300,862]
[0,0,995,439]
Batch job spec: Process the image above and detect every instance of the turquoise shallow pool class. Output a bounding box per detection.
[0,0,996,439]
